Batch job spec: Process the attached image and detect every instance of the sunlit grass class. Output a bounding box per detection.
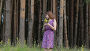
[0,45,90,51]
[0,46,90,51]
[0,40,90,51]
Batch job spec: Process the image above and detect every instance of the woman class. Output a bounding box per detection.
[42,11,57,51]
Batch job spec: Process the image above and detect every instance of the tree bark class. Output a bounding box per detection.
[85,2,89,48]
[80,0,84,46]
[74,0,79,46]
[19,0,25,46]
[64,0,69,48]
[27,0,34,47]
[88,3,90,47]
[53,0,57,46]
[0,0,3,24]
[13,0,18,45]
[0,0,3,41]
[53,0,56,19]
[69,0,74,47]
[4,0,12,44]
[43,0,47,14]
[58,0,64,48]
[38,0,42,45]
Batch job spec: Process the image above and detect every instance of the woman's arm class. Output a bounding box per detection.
[42,23,46,31]
[48,19,57,31]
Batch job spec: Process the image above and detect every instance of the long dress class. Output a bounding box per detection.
[42,19,54,48]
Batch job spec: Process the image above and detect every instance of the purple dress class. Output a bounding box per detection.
[42,19,54,48]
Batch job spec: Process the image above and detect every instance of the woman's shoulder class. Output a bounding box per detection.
[53,19,56,22]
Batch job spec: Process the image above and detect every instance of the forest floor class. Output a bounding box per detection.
[0,41,90,51]
[0,45,90,51]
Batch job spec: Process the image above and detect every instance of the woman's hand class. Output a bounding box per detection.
[44,23,50,26]
[47,19,57,31]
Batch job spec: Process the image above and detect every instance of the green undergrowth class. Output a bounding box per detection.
[0,45,90,51]
[0,40,90,51]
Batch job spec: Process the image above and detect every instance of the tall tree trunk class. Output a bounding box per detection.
[0,0,3,24]
[85,2,89,48]
[38,0,42,45]
[69,0,74,47]
[53,0,56,19]
[51,0,53,12]
[43,0,47,14]
[80,0,84,46]
[0,0,3,41]
[19,0,25,46]
[2,0,6,42]
[16,0,19,40]
[53,0,57,46]
[63,0,69,48]
[13,0,17,45]
[27,0,34,47]
[74,0,79,46]
[58,0,64,48]
[88,3,90,47]
[66,0,70,47]
[4,0,12,44]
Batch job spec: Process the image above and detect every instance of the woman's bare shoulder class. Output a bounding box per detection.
[54,19,56,22]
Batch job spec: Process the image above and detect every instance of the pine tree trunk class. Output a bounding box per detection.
[88,3,90,47]
[43,0,47,14]
[53,0,57,46]
[0,0,3,24]
[0,0,3,41]
[80,0,84,46]
[27,0,34,47]
[64,0,69,48]
[66,0,70,47]
[13,0,17,45]
[4,0,12,44]
[53,0,56,19]
[19,0,25,46]
[51,0,53,12]
[2,0,6,42]
[58,0,64,48]
[70,0,74,47]
[38,0,41,45]
[85,2,89,48]
[74,0,79,46]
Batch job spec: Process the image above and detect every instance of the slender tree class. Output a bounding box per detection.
[88,3,90,47]
[85,2,89,48]
[19,0,25,46]
[2,0,6,42]
[27,0,34,47]
[0,0,3,24]
[0,0,3,41]
[58,0,64,48]
[63,0,69,48]
[43,0,47,14]
[74,0,79,46]
[38,0,42,45]
[53,0,56,19]
[66,0,70,47]
[80,0,84,46]
[13,0,18,45]
[4,0,12,44]
[53,0,57,46]
[69,0,74,47]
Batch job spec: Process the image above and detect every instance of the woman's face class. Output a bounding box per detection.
[46,14,49,19]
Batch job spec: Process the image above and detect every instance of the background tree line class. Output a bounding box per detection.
[0,0,90,48]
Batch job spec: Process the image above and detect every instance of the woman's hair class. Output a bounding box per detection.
[47,11,55,19]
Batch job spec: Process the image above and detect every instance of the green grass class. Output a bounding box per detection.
[0,40,90,51]
[0,45,90,51]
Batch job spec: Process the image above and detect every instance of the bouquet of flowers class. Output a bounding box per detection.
[44,18,49,23]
